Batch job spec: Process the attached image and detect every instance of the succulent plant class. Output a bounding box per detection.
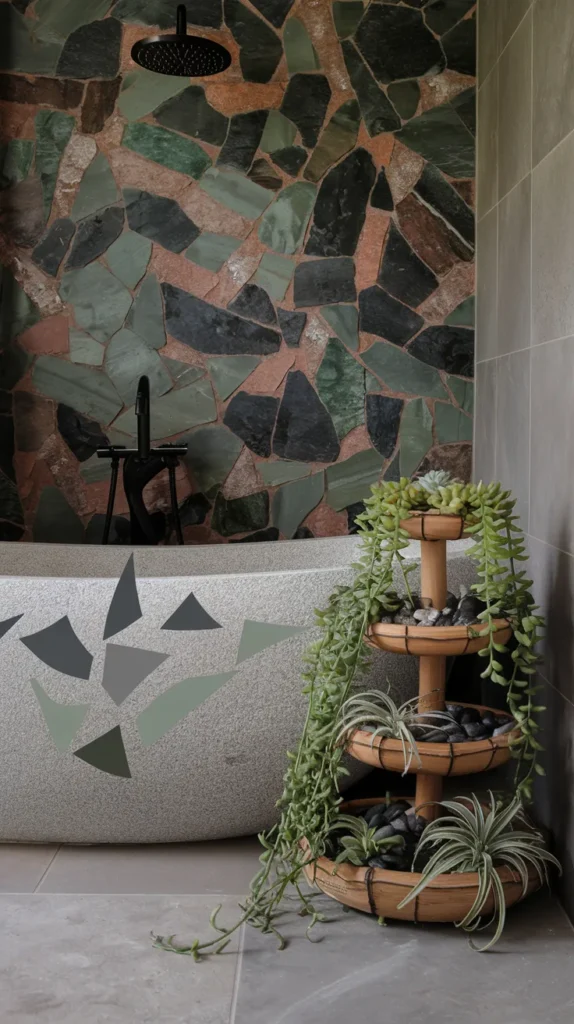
[416,469,456,492]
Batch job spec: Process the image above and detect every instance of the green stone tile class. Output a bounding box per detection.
[304,100,360,183]
[34,0,111,42]
[448,376,474,415]
[106,231,152,290]
[0,267,40,343]
[365,371,381,393]
[384,451,400,482]
[122,122,211,180]
[258,181,317,255]
[316,337,365,439]
[212,490,269,537]
[332,0,364,39]
[182,424,242,495]
[162,358,205,390]
[320,304,359,351]
[445,295,475,327]
[207,355,260,401]
[185,232,242,272]
[30,679,89,752]
[0,139,34,189]
[33,486,85,543]
[60,263,132,343]
[362,342,447,399]
[272,470,324,538]
[395,103,475,179]
[254,253,295,300]
[284,17,320,74]
[0,5,62,74]
[126,273,165,350]
[114,377,216,440]
[33,356,123,425]
[260,109,297,154]
[199,167,274,220]
[435,402,473,443]
[325,449,384,510]
[105,328,172,404]
[399,398,433,477]
[71,153,119,223]
[259,460,310,486]
[35,110,74,219]
[79,452,112,484]
[118,68,189,121]
[69,328,105,367]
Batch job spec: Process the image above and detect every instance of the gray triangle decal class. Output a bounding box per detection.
[103,554,142,640]
[161,592,222,631]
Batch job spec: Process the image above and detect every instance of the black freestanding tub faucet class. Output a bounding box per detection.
[97,375,188,546]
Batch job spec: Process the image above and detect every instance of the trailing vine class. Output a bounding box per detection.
[154,475,545,959]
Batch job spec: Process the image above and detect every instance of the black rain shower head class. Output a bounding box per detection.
[131,4,231,77]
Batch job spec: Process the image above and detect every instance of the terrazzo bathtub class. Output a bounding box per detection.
[0,536,474,844]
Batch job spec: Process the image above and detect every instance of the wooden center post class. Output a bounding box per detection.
[416,537,447,820]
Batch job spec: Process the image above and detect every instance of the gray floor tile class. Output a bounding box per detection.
[0,894,240,1024]
[0,844,59,893]
[38,837,261,894]
[234,892,574,1024]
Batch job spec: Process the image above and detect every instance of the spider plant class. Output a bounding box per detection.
[398,793,561,951]
[336,689,455,774]
[327,813,405,867]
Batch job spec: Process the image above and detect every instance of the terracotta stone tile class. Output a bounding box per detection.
[419,70,474,112]
[0,102,37,141]
[13,450,37,488]
[305,501,348,537]
[38,434,94,516]
[453,180,474,208]
[204,237,264,307]
[161,337,206,369]
[205,83,285,115]
[93,111,125,154]
[386,140,424,206]
[338,423,371,460]
[22,458,55,506]
[418,442,472,482]
[396,192,467,277]
[120,24,153,73]
[355,207,389,292]
[302,0,350,91]
[108,147,192,200]
[241,347,294,394]
[179,186,252,237]
[0,75,83,109]
[19,313,69,355]
[81,78,121,135]
[14,392,54,453]
[358,123,395,166]
[418,262,475,323]
[150,247,217,297]
[221,447,261,498]
[52,133,98,219]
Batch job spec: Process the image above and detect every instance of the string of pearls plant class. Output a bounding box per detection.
[154,473,545,959]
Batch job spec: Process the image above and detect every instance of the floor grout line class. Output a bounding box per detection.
[32,845,60,893]
[229,922,246,1024]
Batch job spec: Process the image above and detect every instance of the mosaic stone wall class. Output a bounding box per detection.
[0,0,476,544]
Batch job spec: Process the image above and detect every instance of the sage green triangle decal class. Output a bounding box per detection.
[137,671,237,747]
[30,679,90,753]
[236,620,308,665]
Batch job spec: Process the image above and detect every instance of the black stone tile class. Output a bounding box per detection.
[424,0,475,36]
[178,492,211,526]
[341,41,401,137]
[217,110,269,172]
[57,404,109,462]
[387,80,420,120]
[212,490,269,536]
[228,283,277,325]
[305,148,376,258]
[294,526,314,539]
[65,205,124,270]
[187,0,223,27]
[355,4,445,84]
[414,162,474,246]
[248,0,294,28]
[394,100,475,178]
[162,284,282,355]
[271,146,308,177]
[294,257,356,307]
[346,501,365,534]
[280,74,332,148]
[274,370,340,462]
[378,222,438,307]
[223,391,279,457]
[57,18,122,80]
[442,15,476,77]
[407,325,474,376]
[32,218,75,277]
[0,520,23,540]
[154,86,229,145]
[366,394,403,458]
[278,308,306,346]
[230,527,279,542]
[124,189,199,253]
[451,86,476,135]
[371,167,394,211]
[248,158,282,191]
[0,419,15,482]
[86,513,131,545]
[224,0,283,83]
[0,344,29,391]
[359,285,424,345]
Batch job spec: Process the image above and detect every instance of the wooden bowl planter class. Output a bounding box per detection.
[365,619,513,657]
[400,510,467,541]
[344,703,519,776]
[301,801,541,924]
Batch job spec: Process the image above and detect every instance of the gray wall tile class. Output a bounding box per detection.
[532,129,574,345]
[477,66,498,217]
[478,0,500,84]
[530,336,574,551]
[473,358,497,482]
[498,8,532,200]
[533,0,574,167]
[476,206,498,360]
[499,0,532,54]
[497,173,531,354]
[495,350,530,528]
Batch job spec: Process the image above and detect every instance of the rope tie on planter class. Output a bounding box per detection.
[485,738,498,771]
[446,742,455,777]
[364,867,377,916]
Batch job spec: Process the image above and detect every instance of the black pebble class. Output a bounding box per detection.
[463,721,490,739]
[460,707,481,725]
[446,704,465,722]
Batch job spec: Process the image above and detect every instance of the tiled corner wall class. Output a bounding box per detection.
[476,0,574,920]
[0,0,476,545]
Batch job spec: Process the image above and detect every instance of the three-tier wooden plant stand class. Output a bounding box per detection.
[303,512,540,923]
